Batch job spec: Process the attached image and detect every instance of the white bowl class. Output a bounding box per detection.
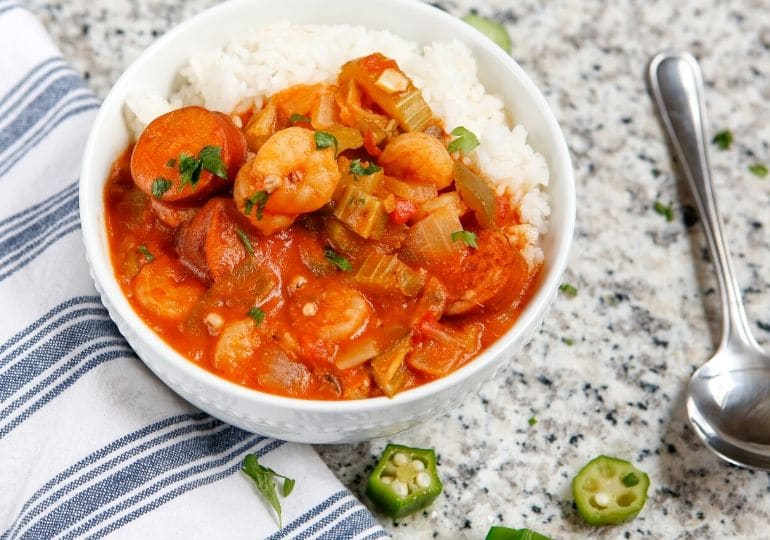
[80,0,575,443]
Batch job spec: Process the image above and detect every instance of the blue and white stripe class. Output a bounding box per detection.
[0,6,389,539]
[0,181,80,282]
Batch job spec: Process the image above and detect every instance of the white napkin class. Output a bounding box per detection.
[0,5,388,539]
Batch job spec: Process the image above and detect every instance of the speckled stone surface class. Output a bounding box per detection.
[26,0,770,537]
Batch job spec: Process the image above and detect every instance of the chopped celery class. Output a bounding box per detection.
[324,217,365,254]
[454,161,496,228]
[371,334,412,397]
[340,54,433,132]
[335,339,380,370]
[354,253,426,297]
[334,184,387,239]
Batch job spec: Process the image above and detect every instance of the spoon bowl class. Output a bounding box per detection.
[648,51,770,470]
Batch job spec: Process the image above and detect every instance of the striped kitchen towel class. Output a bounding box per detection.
[0,3,388,539]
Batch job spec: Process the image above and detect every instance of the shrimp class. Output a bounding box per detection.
[214,319,261,379]
[133,254,206,321]
[292,285,371,344]
[214,318,312,394]
[233,127,341,234]
[379,132,453,189]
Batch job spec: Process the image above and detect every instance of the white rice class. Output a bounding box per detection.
[125,22,549,266]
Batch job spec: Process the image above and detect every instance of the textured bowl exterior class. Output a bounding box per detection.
[79,0,575,443]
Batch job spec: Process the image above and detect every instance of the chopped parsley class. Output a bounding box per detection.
[324,247,352,272]
[199,145,228,180]
[244,191,270,220]
[235,228,255,256]
[559,283,578,297]
[178,145,228,189]
[165,158,176,168]
[247,307,266,326]
[137,245,155,262]
[349,159,381,177]
[712,129,733,150]
[447,126,480,154]
[150,177,172,199]
[748,163,768,178]
[528,416,537,426]
[651,168,661,178]
[178,152,202,189]
[314,131,338,155]
[241,453,295,528]
[451,230,478,248]
[654,201,674,222]
[290,113,311,123]
[562,337,574,346]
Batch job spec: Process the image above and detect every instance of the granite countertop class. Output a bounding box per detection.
[27,0,770,537]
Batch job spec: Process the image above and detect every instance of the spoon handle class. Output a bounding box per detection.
[647,51,759,351]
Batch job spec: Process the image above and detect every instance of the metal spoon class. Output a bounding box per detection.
[648,51,770,470]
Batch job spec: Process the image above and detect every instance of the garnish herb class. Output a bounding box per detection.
[650,168,660,178]
[748,164,768,178]
[290,113,311,123]
[244,191,270,220]
[451,230,478,248]
[151,177,172,199]
[712,129,733,150]
[349,158,381,177]
[199,145,228,180]
[178,145,227,189]
[562,337,574,346]
[248,307,266,326]
[314,131,338,155]
[653,201,674,222]
[165,158,176,168]
[324,247,352,271]
[559,283,578,297]
[447,126,480,154]
[137,245,155,262]
[235,228,255,256]
[178,152,202,188]
[241,453,295,528]
[528,416,537,426]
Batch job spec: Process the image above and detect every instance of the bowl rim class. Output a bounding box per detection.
[80,0,575,414]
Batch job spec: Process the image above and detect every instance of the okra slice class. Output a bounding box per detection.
[572,455,650,525]
[365,443,442,518]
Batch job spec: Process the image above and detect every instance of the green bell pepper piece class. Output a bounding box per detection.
[572,455,650,525]
[365,443,442,518]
